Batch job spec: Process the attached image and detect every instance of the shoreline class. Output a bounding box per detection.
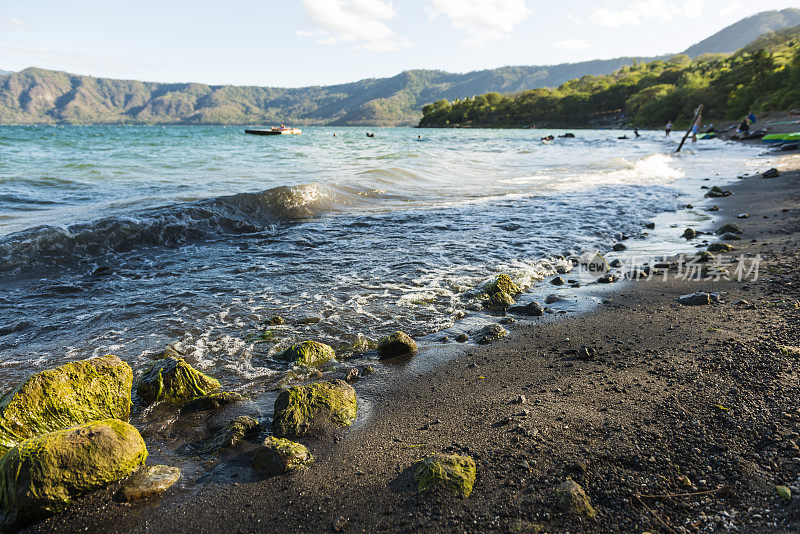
[24,155,800,532]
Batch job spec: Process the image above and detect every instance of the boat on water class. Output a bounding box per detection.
[244,125,302,136]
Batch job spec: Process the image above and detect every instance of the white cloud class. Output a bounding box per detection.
[0,15,25,31]
[428,0,531,45]
[583,0,705,29]
[721,2,742,16]
[553,38,591,51]
[298,0,410,51]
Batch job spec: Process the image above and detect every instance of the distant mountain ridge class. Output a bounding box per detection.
[0,9,798,126]
[683,7,800,57]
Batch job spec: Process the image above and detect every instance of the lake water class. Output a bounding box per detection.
[0,125,769,393]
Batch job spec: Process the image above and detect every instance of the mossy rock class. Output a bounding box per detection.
[484,274,521,297]
[377,331,418,359]
[716,223,741,235]
[707,243,734,253]
[696,251,714,263]
[136,355,220,406]
[118,465,180,502]
[485,291,515,310]
[252,437,314,476]
[179,392,244,415]
[414,454,476,497]
[682,228,697,239]
[0,419,147,528]
[555,479,596,519]
[198,416,262,454]
[337,334,378,357]
[0,355,132,454]
[475,324,508,344]
[272,380,357,438]
[275,341,335,367]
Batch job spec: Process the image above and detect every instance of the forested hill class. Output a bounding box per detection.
[683,8,800,57]
[418,27,800,129]
[0,57,657,126]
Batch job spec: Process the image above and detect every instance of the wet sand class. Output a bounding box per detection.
[26,157,800,533]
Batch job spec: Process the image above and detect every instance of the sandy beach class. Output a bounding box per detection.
[17,151,799,533]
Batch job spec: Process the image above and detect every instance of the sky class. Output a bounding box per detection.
[0,1,798,87]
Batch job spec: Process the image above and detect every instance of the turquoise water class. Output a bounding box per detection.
[0,126,768,391]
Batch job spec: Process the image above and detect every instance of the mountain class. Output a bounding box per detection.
[683,8,800,57]
[0,58,658,126]
[0,70,10,76]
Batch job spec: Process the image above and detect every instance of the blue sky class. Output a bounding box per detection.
[0,1,797,87]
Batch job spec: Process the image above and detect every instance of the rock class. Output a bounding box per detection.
[720,232,741,241]
[738,213,749,219]
[597,273,618,284]
[179,392,244,415]
[577,346,596,360]
[707,205,720,212]
[677,292,718,306]
[332,516,348,532]
[551,276,565,286]
[707,243,734,253]
[484,274,521,297]
[475,324,508,344]
[544,294,564,304]
[555,479,596,519]
[682,228,697,239]
[513,395,527,404]
[612,243,626,251]
[252,437,314,476]
[272,380,357,438]
[413,454,476,497]
[0,355,133,454]
[696,251,714,262]
[609,259,623,268]
[136,355,220,406]
[338,334,377,356]
[199,416,261,454]
[275,341,336,367]
[645,222,655,229]
[686,203,694,209]
[262,315,285,325]
[0,420,147,528]
[705,186,731,198]
[455,333,469,343]
[498,317,515,325]
[485,291,515,310]
[716,223,741,234]
[361,365,375,375]
[509,301,544,316]
[377,331,418,358]
[118,465,180,502]
[345,368,359,382]
[762,168,779,178]
[777,485,791,501]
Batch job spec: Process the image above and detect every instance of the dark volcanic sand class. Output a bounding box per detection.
[27,160,800,533]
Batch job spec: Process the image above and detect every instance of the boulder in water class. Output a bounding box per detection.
[414,454,476,497]
[199,416,262,453]
[485,291,515,310]
[484,274,521,297]
[0,420,147,528]
[136,355,220,406]
[377,331,418,359]
[275,341,335,367]
[272,380,357,438]
[252,437,314,476]
[0,355,132,454]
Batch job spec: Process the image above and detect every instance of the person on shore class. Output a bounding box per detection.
[738,118,750,135]
[748,111,757,124]
[691,114,702,143]
[665,120,673,136]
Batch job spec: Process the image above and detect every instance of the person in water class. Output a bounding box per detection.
[634,128,641,138]
[665,120,673,136]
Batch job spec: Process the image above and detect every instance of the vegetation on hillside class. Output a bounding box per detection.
[419,27,800,129]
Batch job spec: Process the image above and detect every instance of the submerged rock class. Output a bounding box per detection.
[0,419,147,528]
[275,341,335,367]
[682,228,697,239]
[199,416,262,454]
[136,355,220,406]
[414,454,476,497]
[0,355,133,454]
[555,479,596,519]
[252,437,314,476]
[486,291,515,310]
[118,465,180,502]
[612,243,626,251]
[475,324,508,344]
[455,333,469,343]
[708,243,734,253]
[509,301,544,316]
[377,331,418,359]
[272,380,357,438]
[337,334,378,357]
[484,274,521,297]
[179,392,244,415]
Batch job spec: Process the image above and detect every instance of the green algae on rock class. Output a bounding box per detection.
[272,380,357,438]
[555,479,596,519]
[414,454,476,498]
[484,274,521,297]
[377,331,418,359]
[708,243,735,253]
[179,391,244,415]
[485,291,515,310]
[199,416,262,454]
[118,465,181,502]
[136,355,220,406]
[0,355,133,454]
[0,419,147,528]
[275,341,336,367]
[252,437,314,476]
[337,334,378,357]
